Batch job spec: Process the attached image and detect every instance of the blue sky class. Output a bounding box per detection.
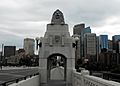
[0,0,120,50]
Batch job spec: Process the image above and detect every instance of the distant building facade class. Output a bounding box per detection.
[0,51,2,60]
[73,23,85,35]
[112,35,120,41]
[84,26,91,34]
[73,24,91,59]
[84,33,97,61]
[108,40,113,52]
[96,36,100,62]
[4,46,16,57]
[112,35,120,53]
[24,38,35,55]
[118,41,120,53]
[99,35,108,52]
[7,48,26,65]
[73,24,85,60]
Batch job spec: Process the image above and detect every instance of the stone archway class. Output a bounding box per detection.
[47,53,67,81]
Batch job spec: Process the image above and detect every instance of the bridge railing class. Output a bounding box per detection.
[8,74,40,86]
[72,69,120,86]
[103,72,120,82]
[0,73,39,86]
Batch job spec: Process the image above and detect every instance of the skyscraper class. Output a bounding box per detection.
[96,36,100,62]
[99,35,108,52]
[73,24,91,59]
[73,23,85,35]
[108,40,113,51]
[112,35,120,41]
[73,24,85,60]
[4,46,16,57]
[84,26,91,34]
[24,38,35,55]
[84,33,97,61]
[112,35,120,53]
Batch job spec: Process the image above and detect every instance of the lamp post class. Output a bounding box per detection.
[74,36,79,67]
[35,37,40,50]
[0,44,4,70]
[35,37,42,55]
[0,52,2,70]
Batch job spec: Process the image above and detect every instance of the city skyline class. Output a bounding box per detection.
[0,0,120,49]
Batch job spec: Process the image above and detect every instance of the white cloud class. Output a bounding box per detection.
[92,16,120,39]
[0,0,120,50]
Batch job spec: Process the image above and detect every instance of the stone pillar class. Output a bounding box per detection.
[66,58,75,85]
[38,9,75,86]
[39,58,47,84]
[81,70,90,86]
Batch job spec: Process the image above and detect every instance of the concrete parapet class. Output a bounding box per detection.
[73,70,120,86]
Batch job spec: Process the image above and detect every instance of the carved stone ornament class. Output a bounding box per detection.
[55,35,60,42]
[51,9,65,24]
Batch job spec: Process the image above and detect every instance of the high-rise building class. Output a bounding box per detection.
[0,51,1,56]
[99,35,108,52]
[118,41,120,53]
[73,24,91,37]
[73,24,91,59]
[73,24,85,60]
[108,40,113,51]
[96,36,100,62]
[73,23,85,35]
[112,35,120,41]
[84,33,97,61]
[82,26,91,58]
[4,46,16,57]
[112,35,120,53]
[24,38,35,55]
[84,26,91,34]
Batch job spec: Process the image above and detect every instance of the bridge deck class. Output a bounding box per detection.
[0,67,67,86]
[47,80,66,86]
[41,67,66,86]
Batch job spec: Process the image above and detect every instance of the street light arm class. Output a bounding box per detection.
[35,37,42,50]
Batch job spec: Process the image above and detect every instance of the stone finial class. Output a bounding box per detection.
[51,9,65,24]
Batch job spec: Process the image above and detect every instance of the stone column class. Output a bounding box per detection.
[39,58,47,84]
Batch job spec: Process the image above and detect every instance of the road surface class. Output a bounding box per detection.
[0,67,38,85]
[47,80,66,86]
[0,67,66,86]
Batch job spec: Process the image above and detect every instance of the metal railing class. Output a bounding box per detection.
[103,72,120,82]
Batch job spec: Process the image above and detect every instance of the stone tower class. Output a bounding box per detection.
[39,9,75,86]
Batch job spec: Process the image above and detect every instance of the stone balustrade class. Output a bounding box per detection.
[72,69,120,86]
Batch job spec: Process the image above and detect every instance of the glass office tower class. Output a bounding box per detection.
[99,35,108,52]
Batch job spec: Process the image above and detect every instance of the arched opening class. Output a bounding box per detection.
[47,53,67,81]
